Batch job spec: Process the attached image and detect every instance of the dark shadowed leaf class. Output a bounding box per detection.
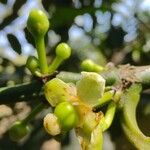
[0,0,27,30]
[7,34,22,55]
[24,27,35,47]
[0,0,7,4]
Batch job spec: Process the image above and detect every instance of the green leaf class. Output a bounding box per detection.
[7,34,22,55]
[24,27,35,46]
[0,0,7,4]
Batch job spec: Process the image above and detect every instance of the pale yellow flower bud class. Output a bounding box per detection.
[43,113,61,136]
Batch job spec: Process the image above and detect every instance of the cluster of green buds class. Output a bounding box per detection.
[9,9,72,142]
[12,14,117,144]
[43,71,108,138]
[43,70,118,149]
[8,9,150,150]
[26,9,71,76]
[43,77,78,135]
[44,101,78,135]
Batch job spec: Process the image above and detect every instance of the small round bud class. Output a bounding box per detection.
[54,102,78,132]
[9,121,30,141]
[26,56,39,73]
[27,9,49,37]
[81,59,94,71]
[43,113,61,136]
[81,59,104,72]
[56,43,71,59]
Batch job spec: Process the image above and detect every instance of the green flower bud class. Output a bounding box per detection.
[9,121,30,141]
[77,72,105,106]
[54,102,78,132]
[48,43,71,73]
[26,56,39,73]
[27,9,49,38]
[44,78,71,106]
[43,113,61,136]
[81,59,104,73]
[56,43,71,60]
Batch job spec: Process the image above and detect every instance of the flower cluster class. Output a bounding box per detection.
[8,9,150,150]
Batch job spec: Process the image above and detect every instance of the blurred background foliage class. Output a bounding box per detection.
[0,0,149,150]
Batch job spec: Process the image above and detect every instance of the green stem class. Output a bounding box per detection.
[22,103,45,125]
[35,37,48,74]
[99,101,116,132]
[0,64,150,105]
[120,84,150,149]
[103,101,116,131]
[57,71,119,86]
[93,90,115,111]
[0,80,43,104]
[49,57,62,73]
